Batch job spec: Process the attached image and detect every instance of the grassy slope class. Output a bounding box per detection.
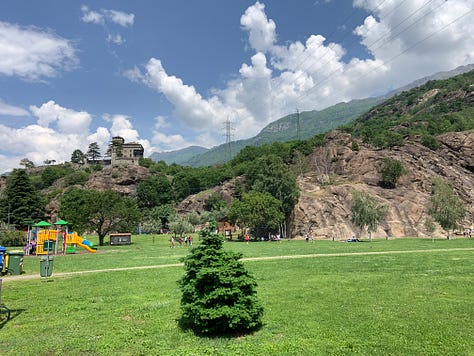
[347,69,474,140]
[1,236,473,355]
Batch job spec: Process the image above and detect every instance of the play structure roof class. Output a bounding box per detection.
[34,220,51,227]
[54,219,69,225]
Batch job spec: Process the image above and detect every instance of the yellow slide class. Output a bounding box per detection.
[77,240,97,253]
[66,232,97,253]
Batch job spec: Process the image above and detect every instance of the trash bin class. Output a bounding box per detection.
[40,256,54,277]
[6,251,24,275]
[0,246,6,274]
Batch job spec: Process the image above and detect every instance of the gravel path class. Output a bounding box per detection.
[2,247,473,283]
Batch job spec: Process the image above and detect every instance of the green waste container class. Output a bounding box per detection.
[40,256,54,277]
[6,251,24,275]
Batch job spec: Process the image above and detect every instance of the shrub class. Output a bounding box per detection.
[41,165,73,188]
[0,229,25,247]
[379,158,406,189]
[178,232,263,336]
[138,157,153,168]
[64,171,89,186]
[91,164,102,172]
[421,134,440,150]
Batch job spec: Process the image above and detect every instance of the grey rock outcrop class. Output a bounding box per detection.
[291,130,474,240]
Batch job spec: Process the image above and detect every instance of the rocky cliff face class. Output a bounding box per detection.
[84,165,151,195]
[290,130,474,240]
[176,178,241,215]
[45,165,151,220]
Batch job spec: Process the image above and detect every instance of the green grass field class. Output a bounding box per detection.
[1,236,473,355]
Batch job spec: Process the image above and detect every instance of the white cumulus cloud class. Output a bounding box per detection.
[0,100,30,116]
[30,100,92,134]
[102,9,135,27]
[81,6,134,46]
[0,21,77,81]
[130,0,474,148]
[240,1,276,52]
[81,6,134,27]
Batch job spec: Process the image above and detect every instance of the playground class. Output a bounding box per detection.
[1,219,96,280]
[24,219,97,256]
[0,236,473,355]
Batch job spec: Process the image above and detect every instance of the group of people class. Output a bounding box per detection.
[245,233,282,243]
[170,235,193,248]
[463,227,473,238]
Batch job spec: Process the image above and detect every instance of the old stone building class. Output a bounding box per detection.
[111,136,144,166]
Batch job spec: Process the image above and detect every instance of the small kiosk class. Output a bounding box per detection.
[109,233,131,245]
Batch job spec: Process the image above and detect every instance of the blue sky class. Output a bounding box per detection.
[0,0,473,173]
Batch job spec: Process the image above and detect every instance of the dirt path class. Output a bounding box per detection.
[3,247,473,283]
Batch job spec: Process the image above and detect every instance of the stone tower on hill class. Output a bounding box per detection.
[111,136,144,166]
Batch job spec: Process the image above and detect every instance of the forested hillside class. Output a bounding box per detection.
[343,69,474,150]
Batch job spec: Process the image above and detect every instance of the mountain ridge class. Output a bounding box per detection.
[150,63,474,167]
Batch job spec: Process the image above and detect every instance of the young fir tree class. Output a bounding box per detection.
[4,169,45,227]
[178,227,263,336]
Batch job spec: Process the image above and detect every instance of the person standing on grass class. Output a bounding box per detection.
[245,233,249,244]
[170,236,175,248]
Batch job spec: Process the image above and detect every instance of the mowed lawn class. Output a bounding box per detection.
[1,236,473,355]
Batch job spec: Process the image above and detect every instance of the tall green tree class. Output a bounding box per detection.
[70,149,86,164]
[179,232,263,335]
[3,169,44,227]
[172,170,202,201]
[86,142,101,163]
[429,177,466,238]
[59,188,141,245]
[41,165,72,188]
[148,204,176,230]
[168,215,193,238]
[243,154,299,237]
[245,154,300,218]
[351,190,387,241]
[229,191,284,237]
[106,140,123,159]
[19,158,35,168]
[136,174,174,208]
[290,149,311,177]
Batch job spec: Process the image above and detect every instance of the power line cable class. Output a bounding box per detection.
[293,4,473,107]
[242,1,390,120]
[282,0,392,87]
[367,0,444,54]
[292,0,441,92]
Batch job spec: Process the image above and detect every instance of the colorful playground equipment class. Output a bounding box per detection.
[25,220,97,255]
[65,232,97,253]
